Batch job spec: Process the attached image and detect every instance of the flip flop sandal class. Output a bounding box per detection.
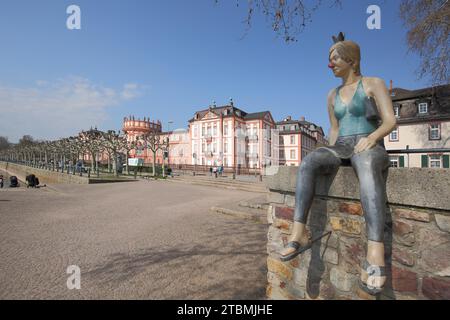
[279,231,332,262]
[359,259,386,295]
[280,241,312,262]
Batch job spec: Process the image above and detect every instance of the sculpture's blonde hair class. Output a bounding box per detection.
[329,40,361,76]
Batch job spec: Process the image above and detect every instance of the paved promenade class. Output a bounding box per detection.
[0,179,268,299]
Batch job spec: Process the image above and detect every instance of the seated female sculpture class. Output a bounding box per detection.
[280,32,396,296]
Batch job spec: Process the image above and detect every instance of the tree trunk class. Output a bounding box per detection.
[152,150,156,177]
[90,150,96,171]
[162,153,165,178]
[113,152,119,177]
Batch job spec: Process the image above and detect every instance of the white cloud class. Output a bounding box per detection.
[0,77,144,142]
[121,83,142,100]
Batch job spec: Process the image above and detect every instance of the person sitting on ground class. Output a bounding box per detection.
[26,174,37,188]
[9,176,19,188]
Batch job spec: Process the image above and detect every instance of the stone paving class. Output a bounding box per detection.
[0,179,269,299]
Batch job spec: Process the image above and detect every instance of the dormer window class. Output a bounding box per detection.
[418,102,428,114]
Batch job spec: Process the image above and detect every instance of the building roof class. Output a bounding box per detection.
[188,105,274,123]
[391,84,450,123]
[244,111,271,120]
[276,119,325,136]
[391,84,450,102]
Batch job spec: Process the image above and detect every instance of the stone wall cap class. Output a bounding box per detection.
[265,166,450,211]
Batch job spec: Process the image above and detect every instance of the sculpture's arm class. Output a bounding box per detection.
[367,78,397,142]
[354,78,397,153]
[327,88,339,146]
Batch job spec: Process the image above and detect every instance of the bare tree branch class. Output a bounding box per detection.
[400,0,450,85]
[215,0,342,42]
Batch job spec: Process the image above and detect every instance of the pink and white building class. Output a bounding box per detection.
[276,116,327,166]
[187,101,277,169]
[121,102,330,170]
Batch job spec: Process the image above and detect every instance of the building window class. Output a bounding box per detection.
[213,124,217,136]
[279,136,283,145]
[290,135,295,145]
[224,123,228,136]
[429,155,441,168]
[418,102,428,114]
[389,128,399,141]
[279,150,285,159]
[202,125,205,137]
[394,106,400,117]
[389,156,399,168]
[290,125,296,131]
[429,124,441,140]
[290,150,296,160]
[193,126,198,138]
[224,142,228,154]
[302,150,307,159]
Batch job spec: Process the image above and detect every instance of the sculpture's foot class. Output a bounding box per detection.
[359,259,386,296]
[280,241,312,262]
[280,232,311,261]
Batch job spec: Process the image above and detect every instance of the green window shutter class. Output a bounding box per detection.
[399,156,405,168]
[443,155,450,168]
[421,155,428,168]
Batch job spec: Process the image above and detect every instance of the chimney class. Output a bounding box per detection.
[300,116,305,121]
[389,80,393,96]
[286,115,292,121]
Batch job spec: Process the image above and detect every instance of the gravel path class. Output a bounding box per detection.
[0,180,269,299]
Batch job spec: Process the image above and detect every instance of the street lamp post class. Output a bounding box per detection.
[406,145,410,168]
[193,153,197,176]
[161,136,169,178]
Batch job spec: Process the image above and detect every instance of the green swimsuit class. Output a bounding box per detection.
[334,78,378,137]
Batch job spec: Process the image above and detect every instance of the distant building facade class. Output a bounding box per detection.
[188,101,277,169]
[121,109,329,169]
[122,116,164,164]
[385,84,450,168]
[276,116,328,166]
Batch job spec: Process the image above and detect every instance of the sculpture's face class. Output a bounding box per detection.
[328,49,353,78]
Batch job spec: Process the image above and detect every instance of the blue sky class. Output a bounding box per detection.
[0,0,430,142]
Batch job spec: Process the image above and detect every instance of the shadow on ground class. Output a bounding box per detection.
[83,217,269,299]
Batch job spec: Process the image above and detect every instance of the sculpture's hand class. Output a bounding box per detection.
[354,136,377,153]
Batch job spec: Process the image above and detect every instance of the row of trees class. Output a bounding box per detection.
[0,128,170,177]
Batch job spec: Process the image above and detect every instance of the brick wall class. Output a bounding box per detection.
[265,166,450,300]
